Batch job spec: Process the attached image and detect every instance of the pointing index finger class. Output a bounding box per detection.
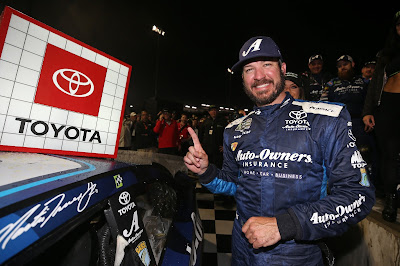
[188,127,202,151]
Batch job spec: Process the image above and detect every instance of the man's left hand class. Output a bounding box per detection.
[242,217,281,249]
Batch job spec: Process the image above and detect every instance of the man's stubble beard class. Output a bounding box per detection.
[242,71,286,106]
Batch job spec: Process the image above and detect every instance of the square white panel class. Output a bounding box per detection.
[115,85,125,99]
[117,74,127,87]
[48,32,66,49]
[9,14,29,33]
[108,60,120,73]
[108,120,119,134]
[15,66,39,87]
[0,96,10,115]
[24,135,45,148]
[0,78,14,98]
[96,118,109,132]
[81,47,96,62]
[1,43,22,64]
[82,115,97,129]
[100,93,114,108]
[62,139,78,151]
[27,23,49,42]
[105,69,118,84]
[5,27,26,49]
[110,109,121,122]
[103,81,116,96]
[98,105,112,120]
[113,97,123,110]
[95,53,108,68]
[65,40,82,56]
[66,112,84,128]
[0,114,6,132]
[11,82,36,102]
[8,98,32,117]
[30,103,51,121]
[49,108,68,124]
[19,50,43,71]
[43,137,63,150]
[120,65,129,76]
[106,132,117,145]
[3,115,23,134]
[24,35,47,57]
[105,145,115,155]
[0,60,18,80]
[92,143,106,154]
[0,132,25,146]
[78,142,93,152]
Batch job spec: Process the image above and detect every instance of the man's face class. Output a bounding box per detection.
[242,60,286,106]
[163,112,171,120]
[141,111,148,121]
[337,60,354,80]
[361,64,375,79]
[308,59,323,75]
[208,109,217,119]
[181,114,188,124]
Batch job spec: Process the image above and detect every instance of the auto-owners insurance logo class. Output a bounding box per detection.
[282,110,311,131]
[34,44,107,116]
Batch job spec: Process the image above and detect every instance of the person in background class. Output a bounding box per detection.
[363,10,400,222]
[361,60,376,82]
[301,54,332,101]
[178,113,190,155]
[320,55,369,147]
[199,105,227,168]
[118,115,132,150]
[128,112,137,150]
[134,110,156,151]
[153,109,179,155]
[238,109,247,117]
[284,72,305,99]
[184,36,374,265]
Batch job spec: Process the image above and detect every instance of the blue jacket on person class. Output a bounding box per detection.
[198,92,375,265]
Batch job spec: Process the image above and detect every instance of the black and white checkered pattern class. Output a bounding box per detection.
[196,183,236,266]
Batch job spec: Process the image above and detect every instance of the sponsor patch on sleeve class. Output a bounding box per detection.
[292,101,343,117]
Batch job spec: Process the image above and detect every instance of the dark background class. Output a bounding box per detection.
[1,0,398,113]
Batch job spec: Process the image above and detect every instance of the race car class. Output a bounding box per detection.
[0,152,203,265]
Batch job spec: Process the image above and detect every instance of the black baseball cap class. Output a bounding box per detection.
[231,36,282,72]
[285,72,303,87]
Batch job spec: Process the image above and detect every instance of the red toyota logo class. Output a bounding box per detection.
[35,44,106,116]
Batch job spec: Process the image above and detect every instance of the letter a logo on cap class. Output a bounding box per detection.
[242,38,262,57]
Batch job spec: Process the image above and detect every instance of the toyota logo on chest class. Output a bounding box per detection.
[52,68,94,97]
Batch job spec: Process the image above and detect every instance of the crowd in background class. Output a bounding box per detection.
[119,11,400,223]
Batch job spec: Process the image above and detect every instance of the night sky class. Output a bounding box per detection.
[1,0,398,113]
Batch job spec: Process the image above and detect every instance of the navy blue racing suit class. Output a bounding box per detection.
[198,93,375,265]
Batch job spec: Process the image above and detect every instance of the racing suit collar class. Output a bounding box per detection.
[253,92,293,115]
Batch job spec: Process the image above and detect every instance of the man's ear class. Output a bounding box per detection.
[281,62,287,75]
[351,61,355,68]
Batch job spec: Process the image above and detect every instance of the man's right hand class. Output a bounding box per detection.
[184,127,209,175]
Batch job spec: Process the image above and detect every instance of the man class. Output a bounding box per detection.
[153,109,178,155]
[301,54,332,101]
[361,60,376,82]
[320,55,369,145]
[198,105,227,168]
[184,36,375,265]
[134,110,156,151]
